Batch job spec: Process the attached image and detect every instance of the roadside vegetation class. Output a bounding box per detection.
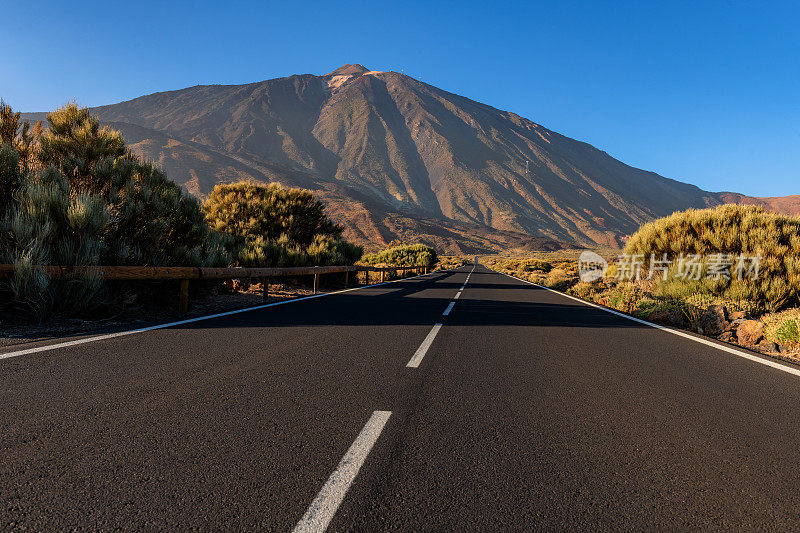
[482,251,582,291]
[434,255,471,270]
[624,205,800,312]
[0,101,227,321]
[0,102,365,323]
[488,207,800,358]
[203,181,362,268]
[358,242,437,269]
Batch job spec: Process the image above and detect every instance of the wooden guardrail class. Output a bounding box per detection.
[0,264,428,314]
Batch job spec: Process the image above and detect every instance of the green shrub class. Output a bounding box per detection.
[653,275,709,301]
[203,181,362,267]
[0,102,227,320]
[204,181,342,247]
[595,283,649,314]
[359,243,437,268]
[625,205,800,312]
[0,143,20,215]
[763,309,800,346]
[777,319,799,344]
[633,296,659,315]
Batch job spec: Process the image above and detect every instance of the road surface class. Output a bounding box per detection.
[3,265,800,530]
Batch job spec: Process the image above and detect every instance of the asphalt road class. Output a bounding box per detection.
[3,265,800,530]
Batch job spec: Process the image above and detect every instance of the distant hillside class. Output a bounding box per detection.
[20,64,797,252]
[715,192,800,216]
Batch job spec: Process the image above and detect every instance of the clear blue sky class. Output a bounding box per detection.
[2,0,798,197]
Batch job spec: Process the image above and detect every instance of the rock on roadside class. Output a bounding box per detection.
[649,308,688,328]
[698,305,729,337]
[737,320,765,345]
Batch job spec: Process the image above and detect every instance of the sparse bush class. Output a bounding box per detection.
[653,275,708,301]
[544,268,576,291]
[603,263,618,280]
[484,226,800,356]
[777,319,799,345]
[435,255,471,270]
[521,260,553,273]
[568,281,599,300]
[763,309,800,347]
[598,283,648,314]
[526,272,549,285]
[483,256,552,274]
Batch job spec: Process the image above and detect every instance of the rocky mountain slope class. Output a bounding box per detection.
[21,64,797,252]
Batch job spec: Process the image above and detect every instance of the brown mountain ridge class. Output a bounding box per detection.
[22,64,798,253]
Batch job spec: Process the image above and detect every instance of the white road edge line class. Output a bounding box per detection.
[496,270,800,379]
[407,323,443,368]
[0,270,446,362]
[454,291,462,300]
[442,302,456,316]
[293,410,391,533]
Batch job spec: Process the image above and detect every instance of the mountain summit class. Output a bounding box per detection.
[326,64,370,77]
[35,65,796,252]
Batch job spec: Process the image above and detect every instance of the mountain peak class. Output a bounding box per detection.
[326,64,369,77]
[83,65,786,251]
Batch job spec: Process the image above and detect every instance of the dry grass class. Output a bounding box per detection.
[484,242,800,358]
[481,250,603,288]
[435,255,471,270]
[763,309,800,347]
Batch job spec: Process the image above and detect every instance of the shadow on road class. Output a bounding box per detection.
[168,270,647,330]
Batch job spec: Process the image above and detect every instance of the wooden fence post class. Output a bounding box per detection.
[262,277,269,302]
[313,273,319,294]
[179,279,189,315]
[365,270,370,285]
[344,271,349,288]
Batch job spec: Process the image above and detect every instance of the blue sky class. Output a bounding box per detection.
[2,0,797,197]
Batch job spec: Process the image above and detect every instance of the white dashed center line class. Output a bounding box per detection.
[407,268,472,369]
[407,324,443,368]
[293,411,391,533]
